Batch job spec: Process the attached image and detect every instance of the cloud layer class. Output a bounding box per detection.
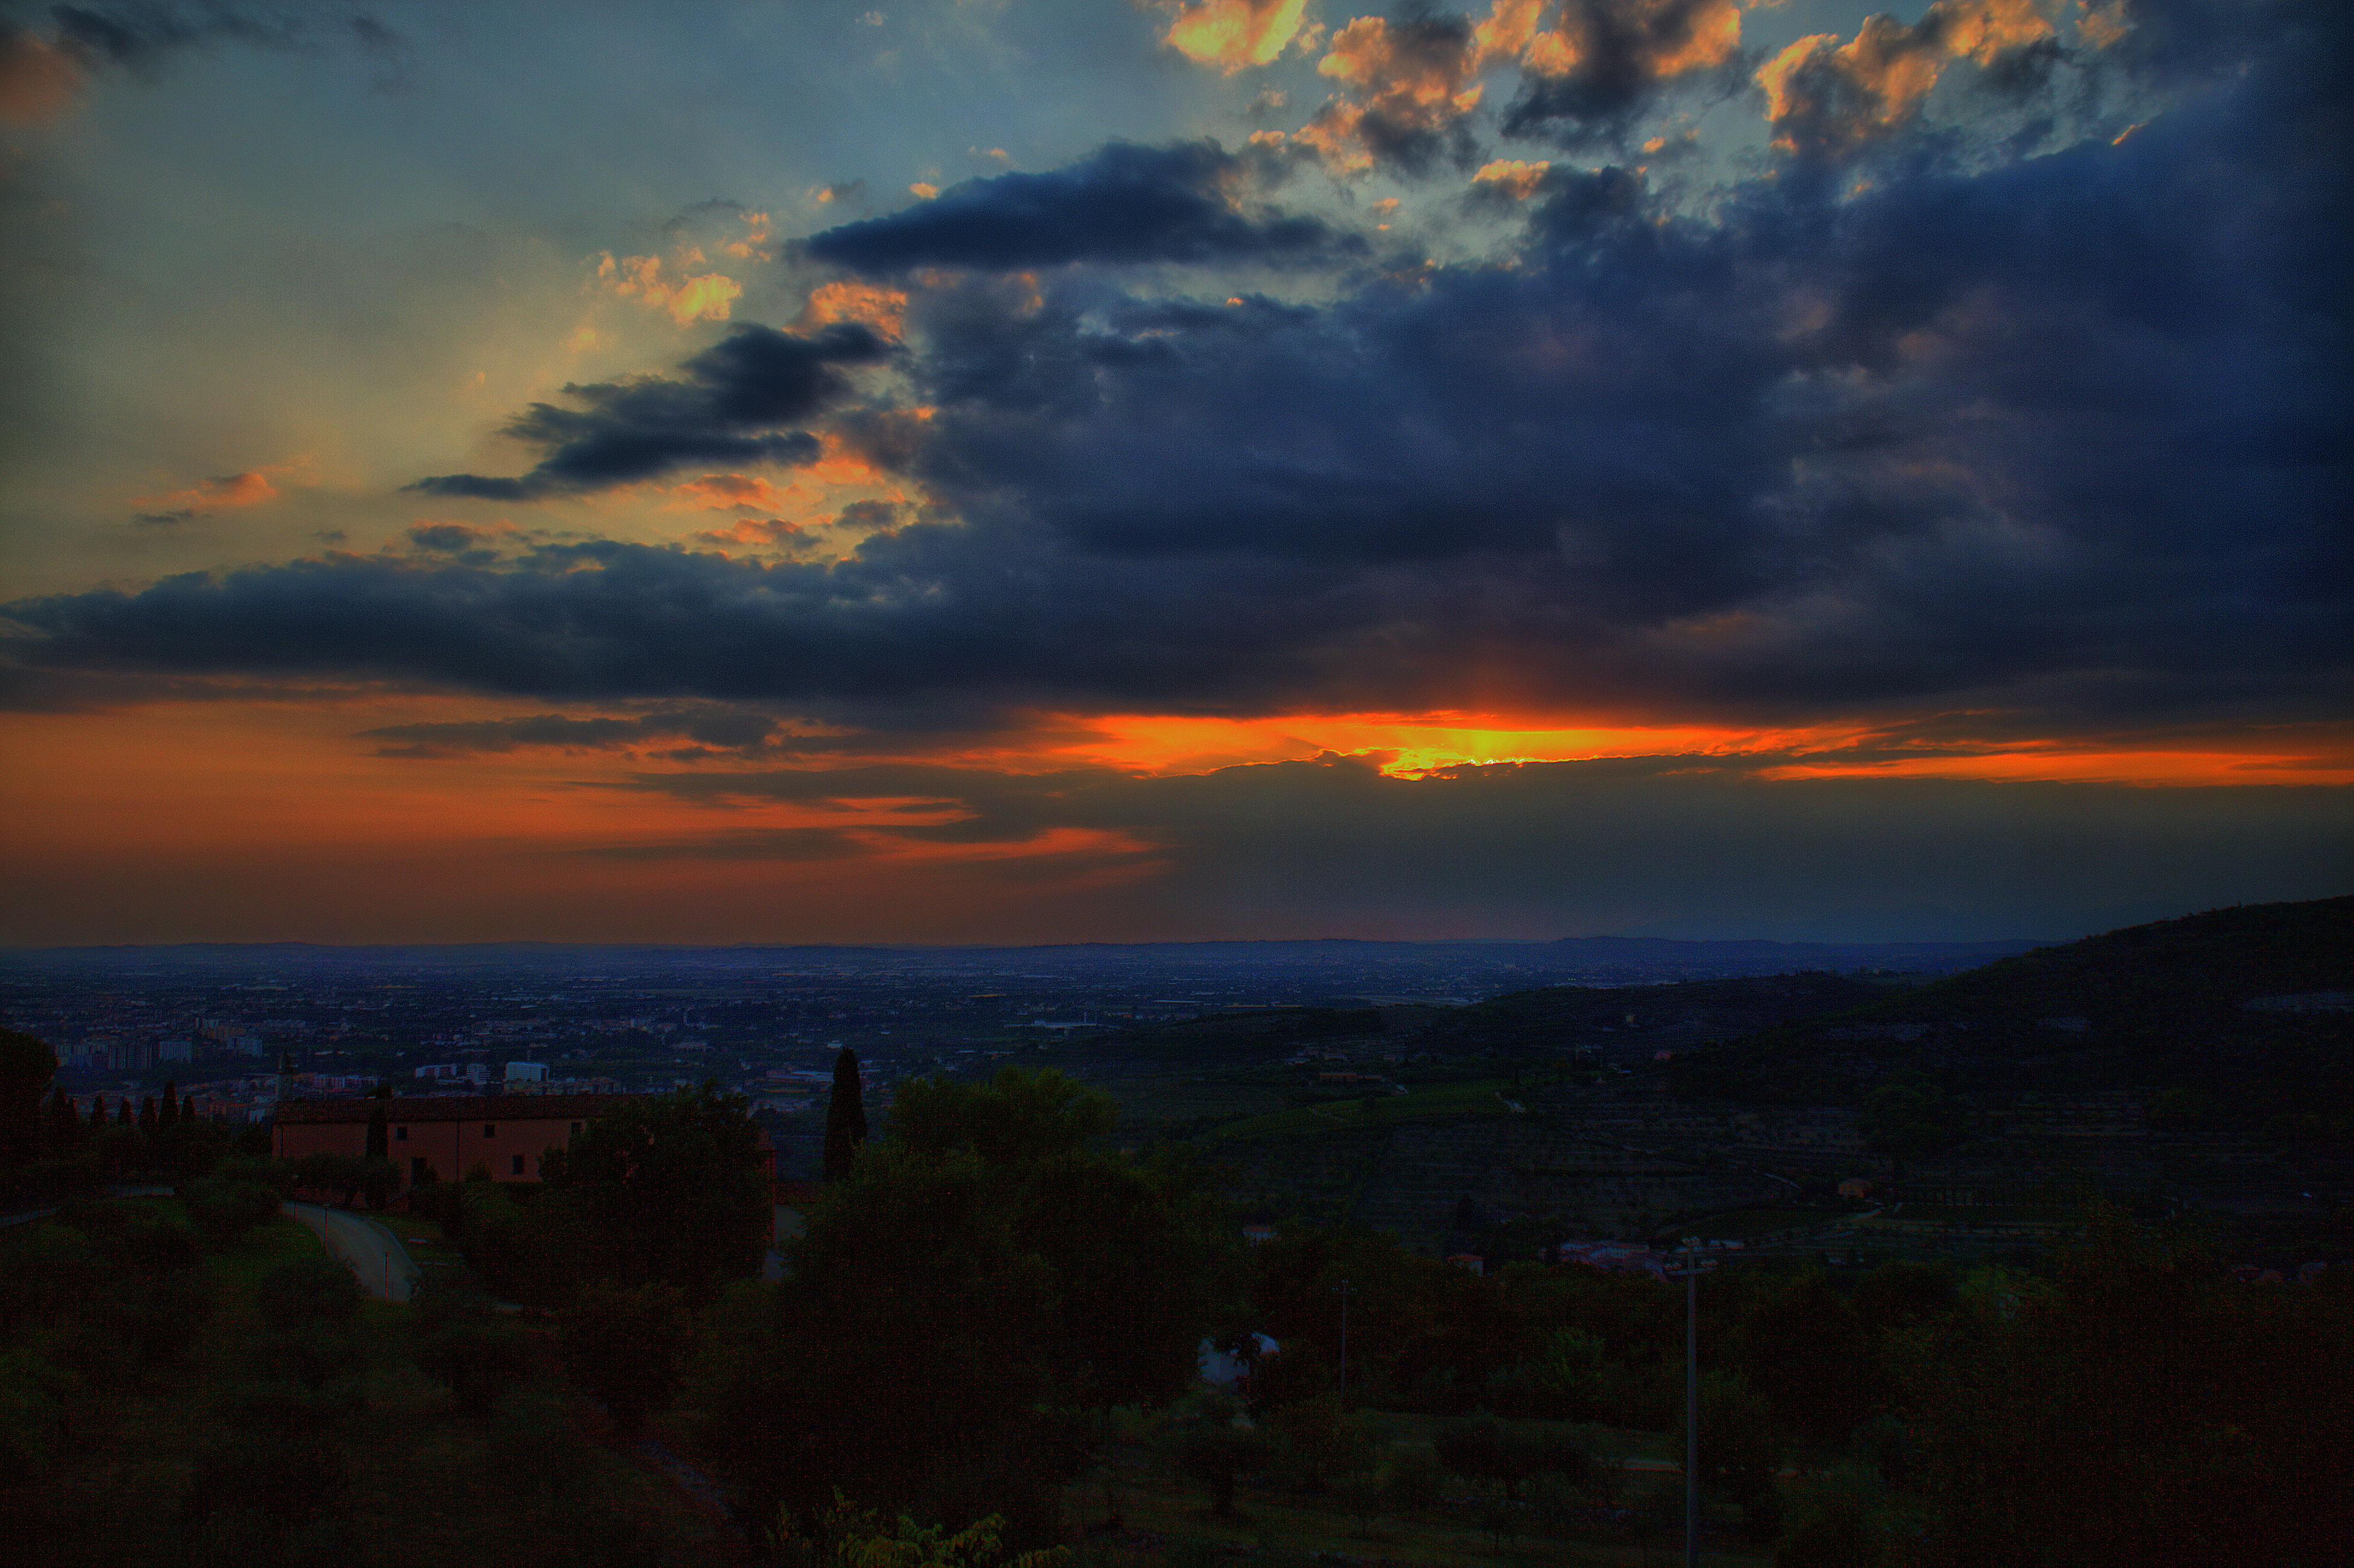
[802,140,1349,274]
[407,322,892,500]
[14,5,2346,745]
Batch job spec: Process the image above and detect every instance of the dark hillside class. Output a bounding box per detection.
[1668,897,2354,1127]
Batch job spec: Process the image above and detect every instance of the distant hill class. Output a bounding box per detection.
[1413,971,1899,1055]
[1666,896,2354,1131]
[1,933,2046,982]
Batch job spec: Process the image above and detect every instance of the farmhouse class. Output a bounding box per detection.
[274,1093,635,1193]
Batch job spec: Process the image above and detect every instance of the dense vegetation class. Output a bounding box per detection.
[7,895,2353,1566]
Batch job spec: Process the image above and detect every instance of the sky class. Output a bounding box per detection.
[0,0,2346,947]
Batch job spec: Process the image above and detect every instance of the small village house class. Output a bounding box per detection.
[273,1093,633,1194]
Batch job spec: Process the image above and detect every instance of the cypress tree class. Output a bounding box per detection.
[46,1088,83,1155]
[366,1099,388,1160]
[89,1094,108,1129]
[823,1048,867,1181]
[116,1097,133,1126]
[160,1081,180,1127]
[138,1094,158,1139]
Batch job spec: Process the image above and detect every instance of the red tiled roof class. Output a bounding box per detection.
[270,1093,639,1124]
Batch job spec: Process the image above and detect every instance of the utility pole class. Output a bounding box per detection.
[1334,1279,1357,1405]
[1665,1238,1716,1568]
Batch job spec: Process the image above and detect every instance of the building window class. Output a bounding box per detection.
[483,1123,497,1137]
[394,1125,407,1141]
[510,1154,526,1176]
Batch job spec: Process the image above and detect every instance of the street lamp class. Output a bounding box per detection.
[1665,1238,1718,1568]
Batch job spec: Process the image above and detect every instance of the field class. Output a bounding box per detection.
[1194,1079,1521,1144]
[1059,1410,1769,1568]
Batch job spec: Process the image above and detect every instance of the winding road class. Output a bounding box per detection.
[284,1201,422,1302]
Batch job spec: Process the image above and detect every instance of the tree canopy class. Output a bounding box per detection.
[542,1082,771,1306]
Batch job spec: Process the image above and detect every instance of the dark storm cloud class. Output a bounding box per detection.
[570,827,867,863]
[1501,0,1747,143]
[0,530,1364,710]
[22,2,408,81]
[47,2,301,68]
[409,322,891,499]
[603,751,2354,940]
[7,5,2347,738]
[361,704,782,759]
[801,141,1352,274]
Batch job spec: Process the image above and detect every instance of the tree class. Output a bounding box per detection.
[824,1047,868,1179]
[775,1149,1056,1515]
[136,1095,158,1141]
[365,1099,389,1161]
[160,1081,180,1128]
[544,1082,770,1305]
[1674,1369,1785,1538]
[0,1027,57,1169]
[254,1254,362,1334]
[1891,1206,2354,1566]
[890,1068,1113,1167]
[1011,1152,1213,1409]
[43,1088,84,1158]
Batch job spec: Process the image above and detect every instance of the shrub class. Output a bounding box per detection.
[1258,1394,1373,1492]
[181,1431,348,1531]
[1382,1443,1444,1510]
[414,1315,535,1417]
[183,1175,283,1248]
[1775,1497,1886,1567]
[560,1279,689,1437]
[115,1268,218,1367]
[1434,1416,1589,1499]
[1173,1422,1270,1517]
[253,1254,361,1334]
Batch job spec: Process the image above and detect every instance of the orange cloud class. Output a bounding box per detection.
[594,252,743,325]
[721,210,774,260]
[1514,0,1740,80]
[673,473,789,513]
[0,27,80,122]
[1472,158,1551,199]
[1317,14,1484,113]
[2076,0,2128,49]
[1158,0,1316,73]
[688,516,812,553]
[796,278,909,339]
[1295,12,1488,172]
[1472,0,1548,65]
[130,466,291,524]
[1760,0,2057,154]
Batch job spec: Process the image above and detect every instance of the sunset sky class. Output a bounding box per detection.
[1,0,2346,946]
